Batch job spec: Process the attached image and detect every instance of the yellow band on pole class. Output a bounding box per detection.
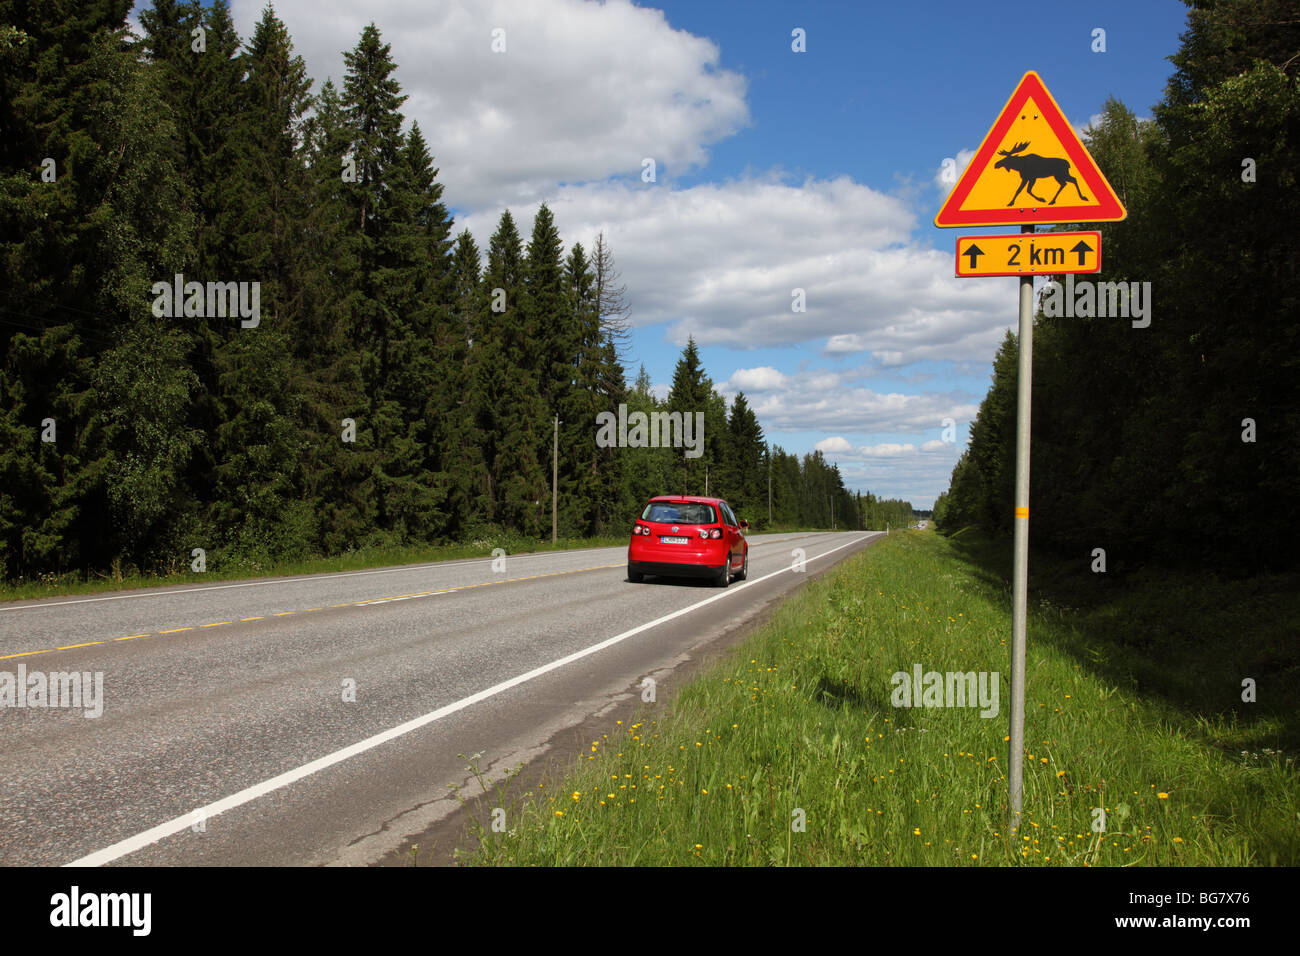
[1014,507,1029,519]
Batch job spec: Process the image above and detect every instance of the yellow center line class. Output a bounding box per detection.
[0,648,55,660]
[9,559,629,661]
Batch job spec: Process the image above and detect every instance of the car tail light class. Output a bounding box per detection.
[633,524,651,536]
[698,528,722,539]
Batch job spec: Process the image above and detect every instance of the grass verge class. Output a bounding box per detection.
[0,534,628,603]
[456,529,1298,865]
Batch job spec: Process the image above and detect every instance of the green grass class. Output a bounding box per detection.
[0,533,628,603]
[457,529,1299,866]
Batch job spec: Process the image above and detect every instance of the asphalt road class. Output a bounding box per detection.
[0,530,880,866]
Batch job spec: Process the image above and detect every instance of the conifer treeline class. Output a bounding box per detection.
[0,2,910,580]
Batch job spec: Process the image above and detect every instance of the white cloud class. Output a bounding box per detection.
[727,366,788,392]
[934,147,976,191]
[231,0,749,209]
[464,176,1010,364]
[714,366,978,434]
[814,436,854,454]
[817,438,965,508]
[1077,112,1106,137]
[224,1,1013,369]
[816,439,961,461]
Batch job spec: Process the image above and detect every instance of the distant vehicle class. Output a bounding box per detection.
[627,495,748,587]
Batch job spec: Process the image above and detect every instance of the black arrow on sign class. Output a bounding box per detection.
[963,244,985,270]
[1070,240,1093,265]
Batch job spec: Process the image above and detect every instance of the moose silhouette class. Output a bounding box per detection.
[992,141,1089,206]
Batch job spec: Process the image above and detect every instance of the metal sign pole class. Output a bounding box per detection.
[1008,224,1034,833]
[933,70,1126,837]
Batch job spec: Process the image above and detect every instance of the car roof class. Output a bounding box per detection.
[646,495,725,504]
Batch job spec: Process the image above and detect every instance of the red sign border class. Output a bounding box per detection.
[935,72,1126,227]
[953,230,1102,277]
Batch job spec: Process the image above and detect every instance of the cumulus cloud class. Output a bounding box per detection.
[230,0,749,209]
[727,366,789,391]
[815,438,956,460]
[222,1,1012,368]
[717,366,978,434]
[815,438,964,508]
[814,436,854,454]
[464,176,1010,364]
[934,147,976,191]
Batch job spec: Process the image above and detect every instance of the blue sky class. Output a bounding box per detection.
[620,0,1189,508]
[157,0,1193,508]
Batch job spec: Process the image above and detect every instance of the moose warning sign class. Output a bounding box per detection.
[935,72,1125,227]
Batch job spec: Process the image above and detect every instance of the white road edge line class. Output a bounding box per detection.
[64,532,876,867]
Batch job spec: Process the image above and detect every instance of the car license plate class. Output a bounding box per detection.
[660,535,689,544]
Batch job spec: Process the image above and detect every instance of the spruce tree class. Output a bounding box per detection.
[0,5,197,576]
[441,230,491,533]
[666,337,709,493]
[477,210,547,534]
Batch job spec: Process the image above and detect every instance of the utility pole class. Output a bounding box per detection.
[552,414,558,544]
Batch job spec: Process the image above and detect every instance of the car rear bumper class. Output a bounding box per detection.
[628,559,725,579]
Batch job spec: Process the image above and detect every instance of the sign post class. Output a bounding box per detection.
[936,71,1125,833]
[1007,224,1034,831]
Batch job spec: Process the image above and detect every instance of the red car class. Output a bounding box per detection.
[627,495,749,586]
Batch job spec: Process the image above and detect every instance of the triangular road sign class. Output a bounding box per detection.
[935,71,1126,227]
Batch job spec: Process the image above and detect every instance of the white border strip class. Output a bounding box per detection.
[65,533,875,866]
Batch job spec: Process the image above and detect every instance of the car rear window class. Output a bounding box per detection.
[641,501,716,525]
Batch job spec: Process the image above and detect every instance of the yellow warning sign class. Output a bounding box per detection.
[936,72,1126,227]
[955,231,1101,277]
